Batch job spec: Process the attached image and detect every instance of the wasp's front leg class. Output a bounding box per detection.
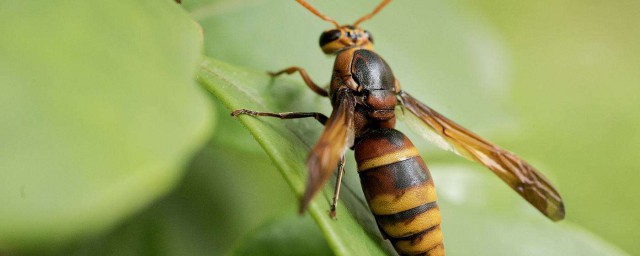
[269,66,329,97]
[231,109,328,125]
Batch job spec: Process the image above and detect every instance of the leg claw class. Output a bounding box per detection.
[329,207,337,219]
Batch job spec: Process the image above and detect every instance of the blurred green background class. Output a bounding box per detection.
[1,0,639,255]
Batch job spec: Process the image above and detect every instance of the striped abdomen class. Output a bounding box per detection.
[354,128,444,256]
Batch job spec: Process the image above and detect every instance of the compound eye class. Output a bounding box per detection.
[364,30,374,43]
[319,29,341,47]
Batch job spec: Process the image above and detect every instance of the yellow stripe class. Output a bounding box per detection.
[395,226,444,255]
[370,182,438,215]
[358,147,420,171]
[380,207,442,238]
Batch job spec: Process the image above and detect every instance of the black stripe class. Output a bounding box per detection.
[392,158,430,189]
[358,157,430,189]
[375,202,437,224]
[389,224,441,243]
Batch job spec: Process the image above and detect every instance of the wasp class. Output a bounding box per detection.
[232,1,565,255]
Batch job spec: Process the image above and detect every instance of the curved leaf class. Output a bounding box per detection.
[0,0,212,250]
[198,58,390,256]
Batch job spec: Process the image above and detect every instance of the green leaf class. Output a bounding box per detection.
[0,0,212,250]
[197,57,629,256]
[231,214,332,256]
[198,58,391,256]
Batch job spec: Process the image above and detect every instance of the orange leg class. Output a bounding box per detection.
[269,66,329,97]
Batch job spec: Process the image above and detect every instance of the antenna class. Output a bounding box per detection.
[353,0,392,27]
[295,0,341,28]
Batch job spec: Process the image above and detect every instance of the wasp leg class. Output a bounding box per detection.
[329,156,346,219]
[269,66,329,97]
[231,109,328,125]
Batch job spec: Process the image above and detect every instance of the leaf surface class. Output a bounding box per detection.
[0,0,212,249]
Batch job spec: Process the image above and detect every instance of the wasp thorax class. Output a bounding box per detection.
[319,26,374,54]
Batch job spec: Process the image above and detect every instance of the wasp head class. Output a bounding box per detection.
[319,25,374,54]
[296,0,390,54]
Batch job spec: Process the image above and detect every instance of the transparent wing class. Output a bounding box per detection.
[398,91,565,221]
[301,89,356,213]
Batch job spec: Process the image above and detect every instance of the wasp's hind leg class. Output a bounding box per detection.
[269,66,329,97]
[231,109,328,125]
[329,156,346,219]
